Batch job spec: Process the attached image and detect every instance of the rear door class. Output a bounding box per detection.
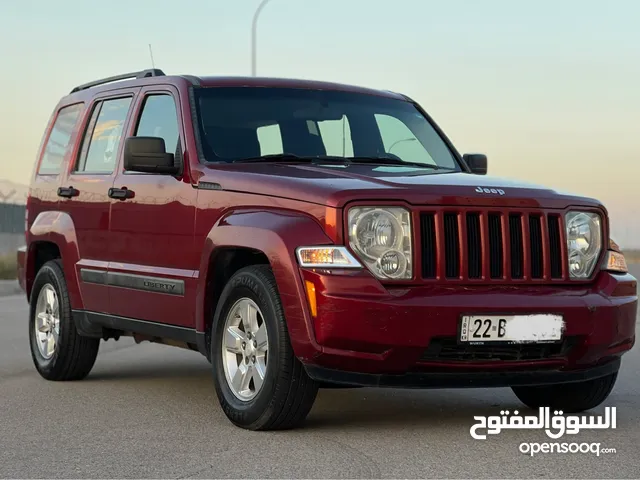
[60,90,137,313]
[28,102,85,242]
[107,85,198,327]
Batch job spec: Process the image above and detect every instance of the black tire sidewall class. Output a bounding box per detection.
[512,372,618,412]
[211,266,287,427]
[29,261,71,375]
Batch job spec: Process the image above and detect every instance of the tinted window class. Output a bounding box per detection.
[135,94,179,153]
[316,117,354,157]
[38,103,84,175]
[76,97,132,173]
[254,119,355,157]
[375,114,436,165]
[193,87,459,170]
[256,123,283,155]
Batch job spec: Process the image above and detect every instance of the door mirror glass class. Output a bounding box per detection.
[463,153,488,175]
[123,136,177,174]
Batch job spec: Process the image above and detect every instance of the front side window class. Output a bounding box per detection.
[193,87,459,171]
[38,103,84,175]
[134,94,179,154]
[76,97,132,174]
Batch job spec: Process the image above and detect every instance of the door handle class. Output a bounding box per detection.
[57,186,79,198]
[108,187,135,200]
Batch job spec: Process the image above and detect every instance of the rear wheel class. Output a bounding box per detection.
[211,264,319,430]
[511,372,618,413]
[29,259,100,380]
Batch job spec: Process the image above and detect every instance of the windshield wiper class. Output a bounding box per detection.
[232,153,345,164]
[232,153,451,171]
[344,156,444,170]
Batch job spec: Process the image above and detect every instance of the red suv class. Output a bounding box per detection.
[17,69,637,430]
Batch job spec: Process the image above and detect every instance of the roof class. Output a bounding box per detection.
[196,76,407,100]
[63,68,408,102]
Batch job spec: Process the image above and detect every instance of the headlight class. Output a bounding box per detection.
[565,211,602,279]
[347,206,412,279]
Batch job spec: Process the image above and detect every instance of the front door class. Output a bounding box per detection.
[107,86,198,327]
[60,92,137,313]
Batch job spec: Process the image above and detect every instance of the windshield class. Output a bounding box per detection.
[193,87,461,171]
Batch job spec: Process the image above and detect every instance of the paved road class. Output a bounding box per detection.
[1,267,639,479]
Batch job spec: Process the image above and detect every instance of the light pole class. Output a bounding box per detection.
[251,0,273,76]
[388,138,417,153]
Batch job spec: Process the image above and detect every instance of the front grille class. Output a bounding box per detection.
[420,336,577,362]
[420,209,566,282]
[444,213,460,278]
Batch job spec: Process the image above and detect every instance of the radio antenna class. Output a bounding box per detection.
[148,44,156,69]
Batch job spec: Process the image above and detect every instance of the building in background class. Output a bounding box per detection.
[0,180,27,255]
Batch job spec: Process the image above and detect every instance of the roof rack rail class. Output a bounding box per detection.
[70,68,166,94]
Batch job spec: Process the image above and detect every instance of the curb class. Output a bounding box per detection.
[0,280,23,298]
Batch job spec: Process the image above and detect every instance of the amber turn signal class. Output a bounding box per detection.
[603,250,628,273]
[304,280,318,318]
[295,246,361,268]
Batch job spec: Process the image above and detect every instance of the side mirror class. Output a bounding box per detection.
[123,136,178,174]
[463,153,487,175]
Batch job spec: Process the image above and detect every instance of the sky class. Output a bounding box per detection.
[1,0,638,247]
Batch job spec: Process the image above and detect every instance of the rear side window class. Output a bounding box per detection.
[75,97,132,174]
[38,103,84,175]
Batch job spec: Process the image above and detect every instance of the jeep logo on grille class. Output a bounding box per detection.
[475,186,505,196]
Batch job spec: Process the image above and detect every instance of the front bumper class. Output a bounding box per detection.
[306,356,621,388]
[296,268,637,385]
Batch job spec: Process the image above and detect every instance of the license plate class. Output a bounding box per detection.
[459,314,564,344]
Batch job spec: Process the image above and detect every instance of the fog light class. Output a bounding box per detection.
[569,251,587,276]
[378,249,407,278]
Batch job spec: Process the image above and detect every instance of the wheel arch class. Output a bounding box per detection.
[196,208,334,361]
[26,211,83,308]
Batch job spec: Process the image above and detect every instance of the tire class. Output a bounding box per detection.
[29,259,100,381]
[511,372,618,413]
[211,264,319,430]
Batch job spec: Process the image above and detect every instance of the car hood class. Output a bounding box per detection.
[198,162,602,210]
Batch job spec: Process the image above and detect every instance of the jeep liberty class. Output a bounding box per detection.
[17,69,637,430]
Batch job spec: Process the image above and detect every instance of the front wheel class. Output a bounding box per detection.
[511,372,618,413]
[211,264,319,430]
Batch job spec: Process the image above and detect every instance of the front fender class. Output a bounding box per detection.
[27,211,83,309]
[196,209,333,361]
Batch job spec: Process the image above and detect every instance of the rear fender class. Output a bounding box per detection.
[197,209,333,361]
[27,211,83,309]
